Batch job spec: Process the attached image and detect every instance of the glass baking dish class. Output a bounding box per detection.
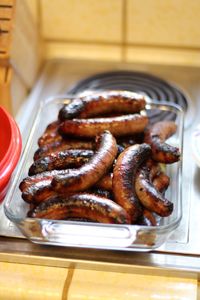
[4,95,184,251]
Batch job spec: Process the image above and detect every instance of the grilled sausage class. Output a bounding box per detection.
[38,120,62,147]
[95,173,113,191]
[135,166,173,217]
[153,172,170,194]
[60,114,148,138]
[19,170,68,203]
[28,193,131,224]
[113,143,151,222]
[58,90,146,121]
[34,139,94,161]
[90,188,113,199]
[29,149,94,175]
[52,131,118,193]
[144,121,180,163]
[137,209,157,226]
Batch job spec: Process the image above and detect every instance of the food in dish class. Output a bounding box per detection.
[19,91,180,226]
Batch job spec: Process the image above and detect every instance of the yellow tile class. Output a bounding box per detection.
[69,269,197,300]
[41,0,123,43]
[45,42,122,61]
[126,46,200,67]
[126,0,200,47]
[0,262,67,300]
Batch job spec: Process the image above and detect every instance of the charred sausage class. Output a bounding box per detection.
[60,114,148,138]
[95,173,113,191]
[153,172,170,194]
[38,120,62,147]
[34,139,94,161]
[144,121,180,163]
[137,209,157,226]
[59,90,146,121]
[28,193,131,224]
[113,143,151,222]
[19,170,68,203]
[52,131,118,193]
[29,149,94,175]
[135,166,173,217]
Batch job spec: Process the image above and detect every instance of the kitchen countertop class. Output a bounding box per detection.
[0,260,198,300]
[1,59,200,298]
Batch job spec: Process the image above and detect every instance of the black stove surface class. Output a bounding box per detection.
[67,70,189,124]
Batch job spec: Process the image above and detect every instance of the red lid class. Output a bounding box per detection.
[0,106,22,201]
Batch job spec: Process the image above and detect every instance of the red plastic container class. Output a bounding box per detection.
[0,106,22,202]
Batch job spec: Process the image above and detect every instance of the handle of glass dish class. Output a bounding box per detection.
[41,221,137,248]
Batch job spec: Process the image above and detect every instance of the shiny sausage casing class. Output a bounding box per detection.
[95,173,113,191]
[29,149,94,175]
[153,172,170,194]
[38,120,62,147]
[52,131,118,193]
[144,121,180,163]
[34,139,94,161]
[135,166,173,217]
[28,193,131,224]
[60,114,148,138]
[58,90,146,121]
[113,143,151,222]
[19,170,68,203]
[137,209,157,226]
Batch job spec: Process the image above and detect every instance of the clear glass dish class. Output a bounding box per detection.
[4,96,184,251]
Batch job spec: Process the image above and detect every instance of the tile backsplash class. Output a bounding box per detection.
[127,0,200,48]
[25,0,200,66]
[41,0,123,43]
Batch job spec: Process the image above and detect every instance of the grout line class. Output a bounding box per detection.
[121,0,127,62]
[44,38,200,52]
[61,265,75,300]
[45,38,121,47]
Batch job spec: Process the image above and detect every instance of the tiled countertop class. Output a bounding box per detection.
[0,261,198,300]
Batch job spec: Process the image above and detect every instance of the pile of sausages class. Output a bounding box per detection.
[19,91,180,226]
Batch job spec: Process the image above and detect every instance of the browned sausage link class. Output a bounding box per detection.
[153,172,170,194]
[58,91,146,121]
[113,143,151,222]
[144,121,180,163]
[135,166,173,217]
[149,163,161,180]
[34,139,94,161]
[28,193,131,224]
[29,149,94,175]
[89,188,113,200]
[137,209,157,226]
[60,114,148,138]
[19,170,69,203]
[52,131,118,193]
[95,173,113,191]
[38,120,62,147]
